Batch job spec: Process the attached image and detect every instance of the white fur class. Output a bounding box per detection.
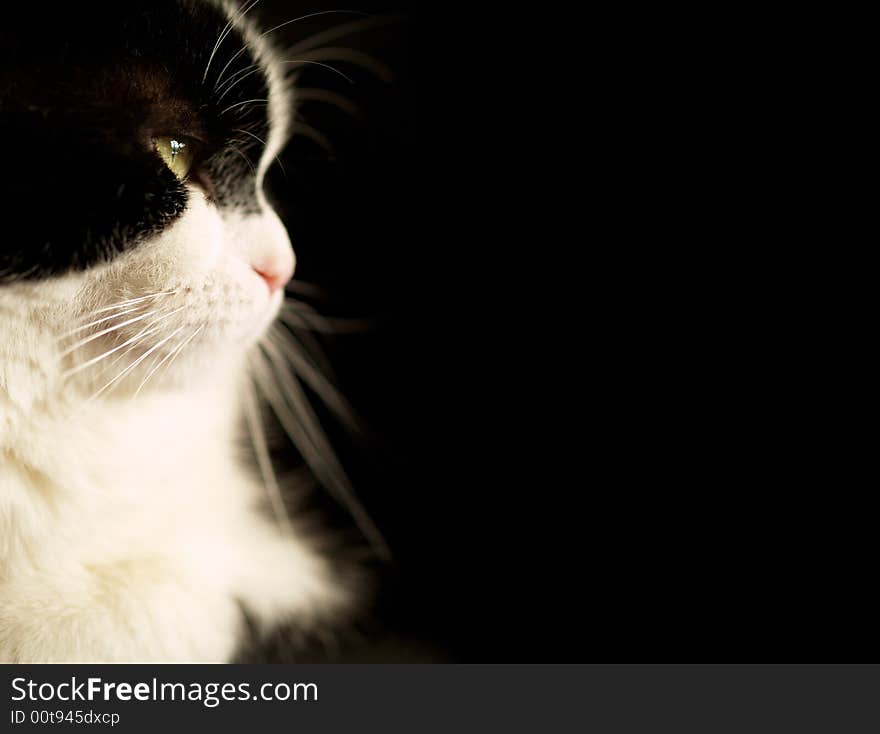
[0,200,341,663]
[0,6,343,662]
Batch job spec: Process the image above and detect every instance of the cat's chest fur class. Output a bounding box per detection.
[0,369,338,662]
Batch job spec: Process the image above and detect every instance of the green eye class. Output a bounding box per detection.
[152,135,197,179]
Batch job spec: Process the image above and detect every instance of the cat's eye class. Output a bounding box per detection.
[152,135,197,179]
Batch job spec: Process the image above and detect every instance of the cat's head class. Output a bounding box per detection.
[0,0,296,402]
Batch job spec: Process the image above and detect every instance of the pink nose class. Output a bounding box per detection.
[255,266,292,293]
[251,245,295,293]
[247,213,296,294]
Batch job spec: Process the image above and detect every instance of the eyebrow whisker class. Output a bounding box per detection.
[287,13,403,57]
[295,88,362,118]
[233,127,268,148]
[227,145,257,176]
[286,48,391,82]
[202,0,262,84]
[212,9,365,93]
[219,98,269,117]
[232,127,285,177]
[291,120,334,154]
[216,66,263,105]
[279,60,354,85]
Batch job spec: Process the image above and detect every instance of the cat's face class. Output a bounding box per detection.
[0,0,294,398]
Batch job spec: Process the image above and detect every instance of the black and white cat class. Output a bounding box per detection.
[0,0,371,661]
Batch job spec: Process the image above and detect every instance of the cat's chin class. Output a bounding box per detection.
[240,286,284,346]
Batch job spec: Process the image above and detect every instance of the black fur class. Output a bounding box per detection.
[0,0,271,282]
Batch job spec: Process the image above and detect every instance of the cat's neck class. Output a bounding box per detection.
[0,345,247,498]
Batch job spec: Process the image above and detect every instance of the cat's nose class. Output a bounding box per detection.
[253,253,294,294]
[242,208,296,294]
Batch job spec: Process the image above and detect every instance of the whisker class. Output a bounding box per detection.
[212,48,250,93]
[62,330,151,380]
[292,121,334,153]
[60,308,164,357]
[133,325,205,398]
[232,127,286,178]
[295,88,362,118]
[61,304,147,339]
[61,306,186,378]
[81,290,178,317]
[233,126,269,148]
[287,48,392,82]
[256,342,390,559]
[280,301,373,334]
[271,317,333,375]
[216,61,260,96]
[280,60,354,85]
[216,67,263,105]
[243,374,293,535]
[285,280,331,300]
[219,98,269,117]
[275,313,337,379]
[95,332,155,380]
[213,10,365,92]
[287,14,403,57]
[228,145,257,175]
[95,310,183,379]
[89,325,186,401]
[202,0,262,84]
[267,327,364,436]
[260,9,368,44]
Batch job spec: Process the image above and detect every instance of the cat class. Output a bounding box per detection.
[0,0,377,662]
